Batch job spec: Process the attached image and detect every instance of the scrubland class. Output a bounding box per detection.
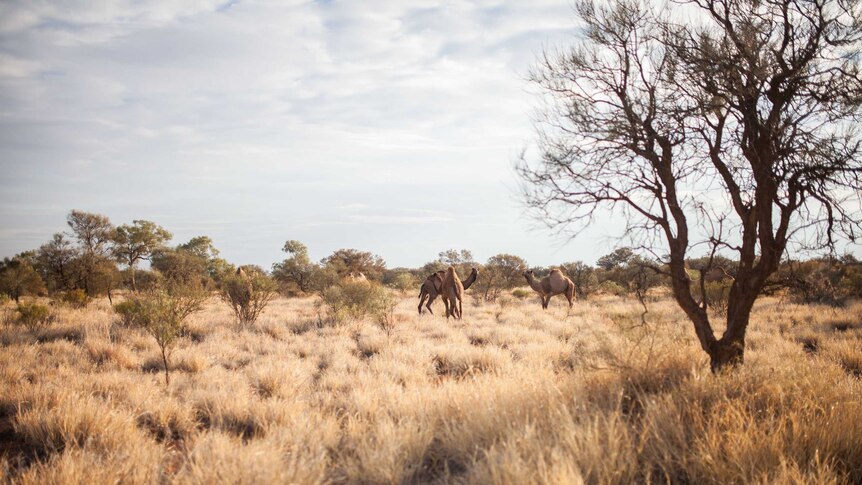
[1,292,861,484]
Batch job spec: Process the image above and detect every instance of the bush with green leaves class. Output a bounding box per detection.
[598,280,627,296]
[319,280,393,324]
[120,287,206,385]
[704,281,732,317]
[55,289,89,309]
[219,271,278,326]
[511,288,531,300]
[16,302,52,330]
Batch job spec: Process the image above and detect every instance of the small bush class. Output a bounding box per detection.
[511,288,531,300]
[125,287,206,385]
[16,302,52,330]
[55,289,89,309]
[598,280,627,296]
[319,280,392,324]
[219,271,278,326]
[113,300,141,326]
[704,280,732,316]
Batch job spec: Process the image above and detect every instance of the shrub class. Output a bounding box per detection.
[511,288,531,300]
[219,271,278,326]
[319,280,392,324]
[598,280,627,296]
[16,302,52,330]
[125,287,206,385]
[55,289,89,309]
[113,300,142,326]
[704,280,732,316]
[389,272,417,294]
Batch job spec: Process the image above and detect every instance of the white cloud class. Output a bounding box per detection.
[0,0,615,267]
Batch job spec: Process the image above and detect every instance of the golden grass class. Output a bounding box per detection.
[0,293,860,484]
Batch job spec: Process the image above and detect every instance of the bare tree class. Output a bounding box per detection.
[519,0,862,370]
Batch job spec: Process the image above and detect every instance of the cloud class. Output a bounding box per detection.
[0,0,622,268]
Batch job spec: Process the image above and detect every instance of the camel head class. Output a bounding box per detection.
[522,269,534,281]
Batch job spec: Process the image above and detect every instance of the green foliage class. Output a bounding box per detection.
[596,248,634,271]
[560,261,598,298]
[112,300,140,326]
[55,289,89,309]
[319,280,393,324]
[778,256,862,306]
[35,233,77,293]
[436,249,475,277]
[122,286,206,385]
[0,253,46,302]
[388,272,418,294]
[219,270,278,325]
[511,288,532,300]
[16,302,52,330]
[473,254,527,302]
[272,240,317,295]
[113,220,172,291]
[321,248,387,280]
[704,281,732,316]
[599,280,627,296]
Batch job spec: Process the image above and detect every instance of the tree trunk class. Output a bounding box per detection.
[708,337,745,372]
[161,347,170,386]
[130,267,137,292]
[708,290,755,372]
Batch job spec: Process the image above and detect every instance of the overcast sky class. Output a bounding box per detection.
[0,0,634,268]
[3,1,854,269]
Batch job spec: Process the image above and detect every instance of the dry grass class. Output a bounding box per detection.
[0,293,860,484]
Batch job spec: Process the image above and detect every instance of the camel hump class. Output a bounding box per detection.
[447,266,457,275]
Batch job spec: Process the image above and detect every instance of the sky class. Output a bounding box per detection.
[0,0,634,269]
[1,1,856,269]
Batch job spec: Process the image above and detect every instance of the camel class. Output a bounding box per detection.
[523,269,574,309]
[418,267,478,315]
[440,266,465,319]
[345,271,368,282]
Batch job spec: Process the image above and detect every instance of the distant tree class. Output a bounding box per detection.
[35,233,77,292]
[66,210,115,296]
[178,236,233,282]
[389,272,418,294]
[113,220,172,291]
[596,248,634,271]
[560,261,598,298]
[0,252,46,302]
[321,248,386,280]
[472,254,527,302]
[518,0,862,369]
[151,248,208,287]
[438,249,475,266]
[177,236,219,260]
[153,236,234,288]
[272,240,317,294]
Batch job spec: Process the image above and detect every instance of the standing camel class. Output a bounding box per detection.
[418,267,478,315]
[523,269,574,310]
[441,266,465,320]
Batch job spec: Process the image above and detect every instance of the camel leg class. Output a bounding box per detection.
[566,285,574,308]
[426,294,437,315]
[458,298,463,320]
[418,291,428,315]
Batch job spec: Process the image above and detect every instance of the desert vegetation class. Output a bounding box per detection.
[1,288,861,483]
